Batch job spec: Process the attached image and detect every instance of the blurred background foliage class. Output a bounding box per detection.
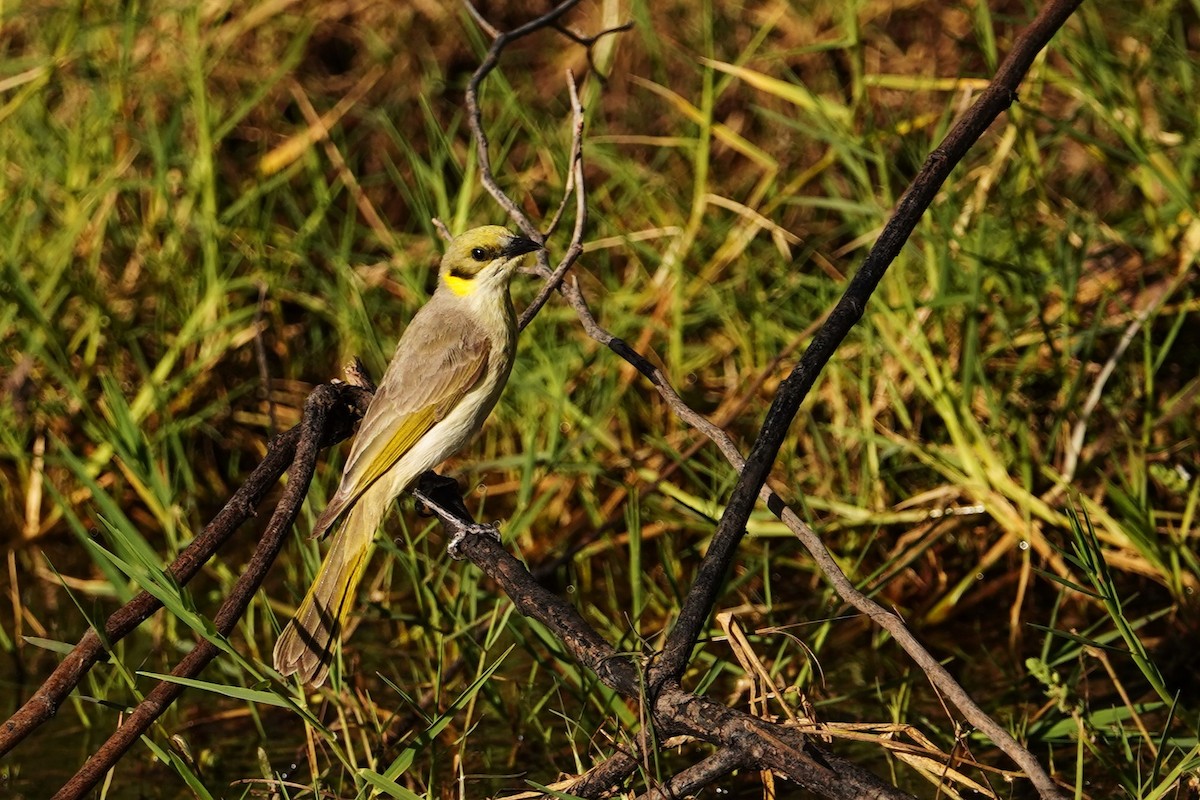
[0,0,1197,797]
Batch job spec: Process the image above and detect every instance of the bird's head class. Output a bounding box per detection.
[439,226,542,297]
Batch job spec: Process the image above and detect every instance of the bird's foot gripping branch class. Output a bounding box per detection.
[414,482,504,559]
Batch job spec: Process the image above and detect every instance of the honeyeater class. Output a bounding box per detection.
[274,225,542,686]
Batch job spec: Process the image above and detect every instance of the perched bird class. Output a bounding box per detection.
[274,225,542,686]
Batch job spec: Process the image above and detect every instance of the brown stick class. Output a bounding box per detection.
[413,475,914,799]
[51,383,356,800]
[0,384,368,758]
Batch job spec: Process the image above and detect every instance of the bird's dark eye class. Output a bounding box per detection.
[471,247,488,261]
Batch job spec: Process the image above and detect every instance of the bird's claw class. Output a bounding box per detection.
[447,520,501,559]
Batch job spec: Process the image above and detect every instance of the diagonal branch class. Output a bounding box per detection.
[0,388,369,758]
[464,0,597,335]
[50,383,363,800]
[413,475,915,800]
[653,0,1085,688]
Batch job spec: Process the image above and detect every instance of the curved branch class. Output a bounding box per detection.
[462,1,594,334]
[51,383,360,800]
[0,386,369,758]
[519,72,587,330]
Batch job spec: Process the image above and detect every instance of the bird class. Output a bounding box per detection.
[273,225,542,686]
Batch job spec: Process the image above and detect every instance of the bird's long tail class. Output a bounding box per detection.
[273,486,389,686]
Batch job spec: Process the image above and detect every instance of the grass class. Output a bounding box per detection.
[1,1,1198,798]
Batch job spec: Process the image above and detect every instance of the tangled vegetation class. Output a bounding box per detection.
[1,1,1197,797]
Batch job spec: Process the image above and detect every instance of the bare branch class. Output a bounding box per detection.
[50,383,368,800]
[542,71,586,239]
[432,217,454,242]
[464,0,585,238]
[461,1,500,39]
[0,386,370,759]
[654,0,1084,692]
[412,474,914,800]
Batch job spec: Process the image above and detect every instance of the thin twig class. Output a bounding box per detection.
[465,0,585,237]
[519,72,587,330]
[1062,277,1174,481]
[464,0,592,335]
[542,71,585,238]
[461,0,500,39]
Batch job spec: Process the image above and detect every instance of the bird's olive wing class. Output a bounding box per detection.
[309,313,491,538]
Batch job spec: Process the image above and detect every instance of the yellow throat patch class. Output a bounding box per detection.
[444,274,474,297]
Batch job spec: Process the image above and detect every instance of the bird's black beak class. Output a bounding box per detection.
[502,235,543,258]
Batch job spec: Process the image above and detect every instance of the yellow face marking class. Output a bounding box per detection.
[444,274,475,297]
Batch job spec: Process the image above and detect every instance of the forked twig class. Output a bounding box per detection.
[463,1,1082,798]
[464,0,585,235]
[48,385,370,800]
[0,389,368,760]
[551,20,635,81]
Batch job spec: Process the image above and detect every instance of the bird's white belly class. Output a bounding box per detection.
[375,365,511,501]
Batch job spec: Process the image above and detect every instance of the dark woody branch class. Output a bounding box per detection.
[412,474,914,800]
[465,1,1081,799]
[48,384,369,800]
[0,387,369,760]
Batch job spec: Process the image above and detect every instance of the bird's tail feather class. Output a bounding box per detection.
[273,488,387,686]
